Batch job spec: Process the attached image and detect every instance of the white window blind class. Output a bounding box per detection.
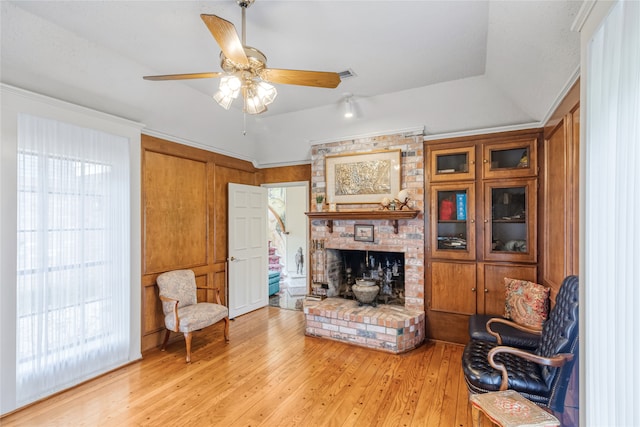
[16,113,131,405]
[585,1,640,425]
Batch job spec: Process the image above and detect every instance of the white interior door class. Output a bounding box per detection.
[228,183,268,319]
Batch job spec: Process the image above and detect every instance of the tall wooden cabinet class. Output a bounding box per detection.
[425,130,541,343]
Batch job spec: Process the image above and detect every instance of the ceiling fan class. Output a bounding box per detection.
[143,0,341,114]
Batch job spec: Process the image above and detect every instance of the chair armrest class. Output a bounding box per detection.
[159,295,180,331]
[488,346,574,391]
[213,288,223,306]
[485,317,542,345]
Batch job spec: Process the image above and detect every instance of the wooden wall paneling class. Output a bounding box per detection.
[257,164,311,184]
[540,82,579,423]
[143,150,208,274]
[541,121,568,296]
[570,105,580,275]
[541,80,579,302]
[142,282,164,334]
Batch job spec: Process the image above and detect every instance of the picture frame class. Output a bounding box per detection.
[354,224,374,242]
[325,149,401,204]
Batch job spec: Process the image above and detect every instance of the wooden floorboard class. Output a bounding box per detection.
[1,307,474,427]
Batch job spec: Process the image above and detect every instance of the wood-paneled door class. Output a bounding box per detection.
[228,183,268,318]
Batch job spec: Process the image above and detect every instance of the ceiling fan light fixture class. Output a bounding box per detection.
[218,75,242,97]
[255,81,277,105]
[214,75,242,109]
[243,84,268,114]
[213,91,235,110]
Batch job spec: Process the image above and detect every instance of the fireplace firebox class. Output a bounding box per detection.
[320,249,405,306]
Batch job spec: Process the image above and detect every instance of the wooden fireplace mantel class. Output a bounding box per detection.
[305,209,419,234]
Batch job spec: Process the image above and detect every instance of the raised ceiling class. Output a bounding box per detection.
[1,1,582,166]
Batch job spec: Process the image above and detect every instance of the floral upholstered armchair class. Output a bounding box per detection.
[156,269,229,363]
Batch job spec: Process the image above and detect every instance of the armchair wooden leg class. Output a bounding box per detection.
[161,329,171,351]
[184,332,192,363]
[224,317,230,342]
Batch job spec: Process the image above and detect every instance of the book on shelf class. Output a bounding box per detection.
[456,193,467,220]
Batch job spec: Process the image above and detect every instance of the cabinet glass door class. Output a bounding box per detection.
[482,138,537,179]
[430,183,475,260]
[484,179,537,262]
[428,144,475,182]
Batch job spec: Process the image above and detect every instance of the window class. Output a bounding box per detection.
[16,114,131,405]
[585,1,640,424]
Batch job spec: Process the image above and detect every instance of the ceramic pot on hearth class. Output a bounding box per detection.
[352,279,380,306]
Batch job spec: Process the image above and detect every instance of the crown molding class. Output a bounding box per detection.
[1,83,145,130]
[142,128,259,167]
[307,126,425,146]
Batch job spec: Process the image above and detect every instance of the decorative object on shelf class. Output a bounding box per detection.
[394,189,411,210]
[456,193,467,220]
[352,278,380,306]
[354,224,374,242]
[379,197,391,210]
[325,149,401,204]
[518,149,529,167]
[439,197,455,220]
[315,194,324,211]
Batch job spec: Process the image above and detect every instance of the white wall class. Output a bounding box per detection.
[0,84,143,415]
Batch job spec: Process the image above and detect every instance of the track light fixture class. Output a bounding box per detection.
[343,94,354,118]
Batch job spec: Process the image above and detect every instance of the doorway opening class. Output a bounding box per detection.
[263,182,309,310]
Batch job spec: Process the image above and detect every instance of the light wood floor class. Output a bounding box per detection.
[2,307,474,426]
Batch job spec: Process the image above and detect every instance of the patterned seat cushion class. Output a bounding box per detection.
[164,302,229,333]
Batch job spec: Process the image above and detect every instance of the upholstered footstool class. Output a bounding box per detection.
[470,390,560,427]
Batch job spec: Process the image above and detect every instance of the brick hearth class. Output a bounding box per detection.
[304,298,425,353]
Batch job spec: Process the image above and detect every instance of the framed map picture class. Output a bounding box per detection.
[325,149,401,204]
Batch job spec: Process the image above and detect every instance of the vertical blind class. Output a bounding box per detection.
[16,113,131,406]
[585,1,640,425]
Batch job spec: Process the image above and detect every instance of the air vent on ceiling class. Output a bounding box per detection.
[338,69,357,80]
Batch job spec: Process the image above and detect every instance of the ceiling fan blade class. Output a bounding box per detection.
[143,72,223,81]
[201,14,249,66]
[259,69,341,88]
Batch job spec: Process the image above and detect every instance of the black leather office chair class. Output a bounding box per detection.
[462,275,579,412]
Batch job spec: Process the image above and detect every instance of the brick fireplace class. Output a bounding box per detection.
[304,131,425,353]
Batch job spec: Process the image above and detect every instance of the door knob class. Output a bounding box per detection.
[229,256,236,261]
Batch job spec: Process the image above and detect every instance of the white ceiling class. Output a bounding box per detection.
[1,1,582,167]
